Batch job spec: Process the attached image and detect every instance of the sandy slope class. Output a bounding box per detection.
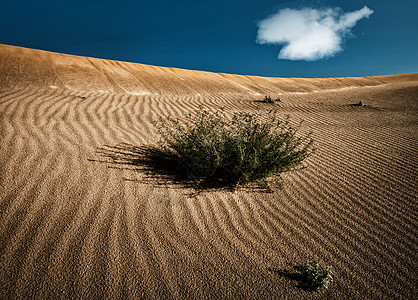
[0,44,417,299]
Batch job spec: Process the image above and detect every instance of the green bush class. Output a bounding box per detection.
[263,95,280,103]
[154,108,313,189]
[301,257,334,291]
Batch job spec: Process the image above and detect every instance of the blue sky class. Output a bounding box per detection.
[0,0,417,77]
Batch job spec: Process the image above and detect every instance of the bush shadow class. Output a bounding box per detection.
[268,265,316,291]
[90,143,276,195]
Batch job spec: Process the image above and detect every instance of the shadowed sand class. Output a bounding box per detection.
[0,44,417,299]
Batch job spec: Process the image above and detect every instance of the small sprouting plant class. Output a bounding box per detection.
[263,95,280,103]
[301,257,334,291]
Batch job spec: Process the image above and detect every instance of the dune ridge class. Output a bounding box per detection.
[0,44,417,299]
[2,44,415,96]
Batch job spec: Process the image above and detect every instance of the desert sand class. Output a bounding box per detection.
[0,44,417,299]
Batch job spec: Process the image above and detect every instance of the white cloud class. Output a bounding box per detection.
[256,6,374,61]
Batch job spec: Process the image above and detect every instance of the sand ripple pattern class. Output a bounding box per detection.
[0,44,417,299]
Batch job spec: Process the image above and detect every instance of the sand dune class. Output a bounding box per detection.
[0,44,417,299]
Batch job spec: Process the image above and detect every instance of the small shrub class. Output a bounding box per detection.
[263,95,281,103]
[301,257,333,291]
[154,108,313,189]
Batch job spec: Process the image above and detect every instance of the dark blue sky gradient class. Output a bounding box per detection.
[1,0,417,77]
